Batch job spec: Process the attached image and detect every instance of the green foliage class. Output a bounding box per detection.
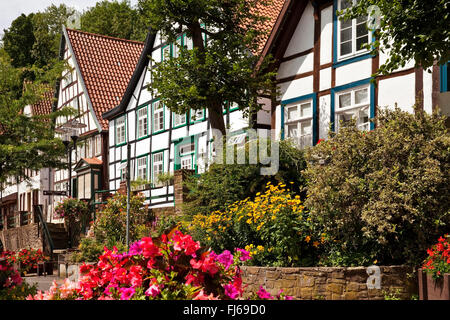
[81,0,148,41]
[94,193,151,248]
[0,55,73,188]
[184,182,323,267]
[183,139,307,216]
[304,107,450,267]
[141,0,278,134]
[2,5,74,69]
[2,14,36,68]
[0,282,38,300]
[339,0,450,75]
[73,193,152,262]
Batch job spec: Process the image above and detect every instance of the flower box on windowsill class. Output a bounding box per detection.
[418,269,450,300]
[132,184,151,192]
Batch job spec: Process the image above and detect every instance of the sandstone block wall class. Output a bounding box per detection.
[240,266,417,300]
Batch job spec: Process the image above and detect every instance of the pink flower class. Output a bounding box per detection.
[119,287,135,300]
[145,284,160,297]
[224,284,240,299]
[216,250,233,270]
[257,286,273,300]
[193,289,219,300]
[140,237,160,258]
[235,248,251,261]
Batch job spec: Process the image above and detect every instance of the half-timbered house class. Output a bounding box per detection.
[262,0,449,146]
[51,27,144,217]
[102,2,285,209]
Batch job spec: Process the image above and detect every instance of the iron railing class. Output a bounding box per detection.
[33,205,54,257]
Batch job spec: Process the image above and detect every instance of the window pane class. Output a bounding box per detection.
[338,93,351,108]
[357,107,370,131]
[340,19,352,30]
[300,122,312,136]
[340,28,352,42]
[355,88,369,104]
[84,174,91,199]
[300,103,312,118]
[356,35,368,51]
[286,124,298,138]
[340,0,353,10]
[340,41,352,56]
[286,106,298,120]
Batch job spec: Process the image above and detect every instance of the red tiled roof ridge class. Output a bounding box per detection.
[66,28,144,45]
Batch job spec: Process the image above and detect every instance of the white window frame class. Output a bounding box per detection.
[173,111,187,127]
[116,116,126,145]
[136,156,148,181]
[284,100,313,149]
[153,101,164,133]
[95,135,102,156]
[152,152,164,186]
[334,85,371,132]
[190,109,204,123]
[179,143,195,170]
[337,0,371,61]
[137,106,148,139]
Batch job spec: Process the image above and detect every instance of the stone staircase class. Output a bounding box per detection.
[46,223,69,250]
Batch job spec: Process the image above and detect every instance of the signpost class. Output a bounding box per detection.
[43,190,67,196]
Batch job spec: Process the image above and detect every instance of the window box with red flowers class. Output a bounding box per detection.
[419,235,450,300]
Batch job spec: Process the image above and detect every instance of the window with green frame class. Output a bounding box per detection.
[152,151,164,187]
[136,156,148,181]
[190,109,205,123]
[153,100,165,133]
[116,116,126,145]
[162,43,171,61]
[175,136,197,172]
[173,111,187,128]
[137,105,149,139]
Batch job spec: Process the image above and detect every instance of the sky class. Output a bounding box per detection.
[0,0,138,37]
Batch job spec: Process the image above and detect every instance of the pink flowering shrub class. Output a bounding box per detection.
[27,229,292,300]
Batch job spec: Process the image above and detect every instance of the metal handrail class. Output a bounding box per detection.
[33,205,55,257]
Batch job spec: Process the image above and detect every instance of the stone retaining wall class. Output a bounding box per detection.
[240,266,417,300]
[0,223,42,252]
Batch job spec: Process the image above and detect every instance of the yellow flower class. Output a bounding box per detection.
[305,236,311,243]
[257,245,264,252]
[313,241,320,247]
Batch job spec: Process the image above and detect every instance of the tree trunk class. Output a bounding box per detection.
[207,101,226,136]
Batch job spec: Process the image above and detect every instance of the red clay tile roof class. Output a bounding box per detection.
[66,28,144,130]
[254,0,286,53]
[82,157,103,165]
[31,87,55,117]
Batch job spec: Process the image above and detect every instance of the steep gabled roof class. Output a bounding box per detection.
[64,28,144,130]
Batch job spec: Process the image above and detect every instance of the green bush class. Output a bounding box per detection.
[304,107,450,267]
[73,193,152,262]
[183,139,307,216]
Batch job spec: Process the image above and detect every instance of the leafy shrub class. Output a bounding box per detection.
[304,108,450,266]
[183,139,307,216]
[27,230,291,300]
[73,193,152,262]
[184,182,323,267]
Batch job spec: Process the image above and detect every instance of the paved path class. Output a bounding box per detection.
[23,274,64,292]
